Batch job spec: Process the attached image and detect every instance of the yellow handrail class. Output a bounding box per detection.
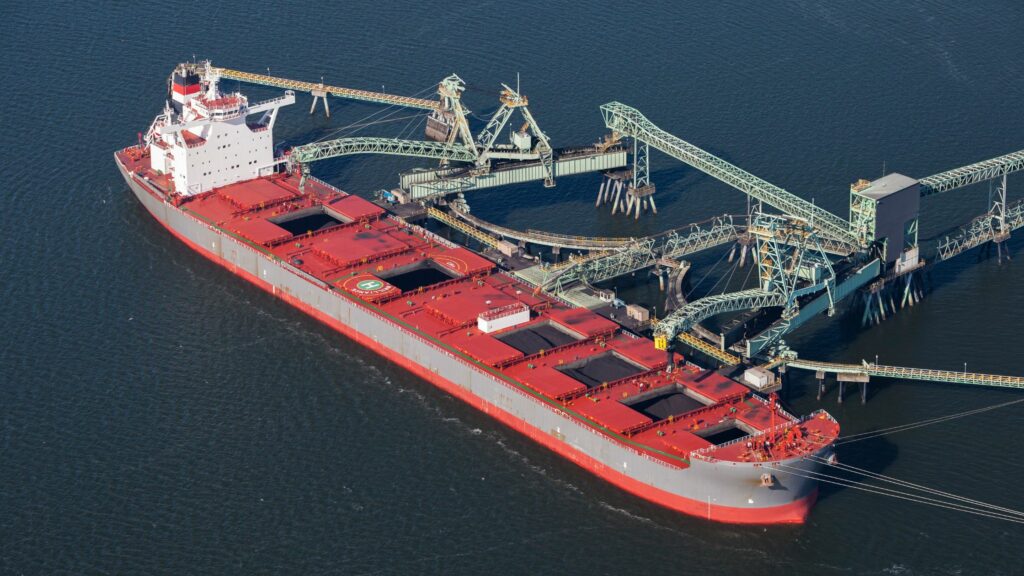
[677,332,741,366]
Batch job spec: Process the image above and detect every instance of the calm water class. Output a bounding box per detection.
[2,1,1023,574]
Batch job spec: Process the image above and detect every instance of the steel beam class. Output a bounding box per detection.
[543,216,739,292]
[919,148,1024,197]
[600,102,859,249]
[784,359,1024,390]
[937,197,1024,260]
[659,289,788,337]
[289,137,477,165]
[215,67,439,110]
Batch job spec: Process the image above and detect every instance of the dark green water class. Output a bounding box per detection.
[2,1,1022,574]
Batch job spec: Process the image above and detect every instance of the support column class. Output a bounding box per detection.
[816,370,825,401]
[310,86,330,117]
[837,373,869,405]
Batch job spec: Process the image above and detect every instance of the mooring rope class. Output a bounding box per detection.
[835,398,1024,445]
[774,462,1024,524]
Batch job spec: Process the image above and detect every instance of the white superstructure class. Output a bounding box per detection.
[145,62,295,196]
[477,303,531,333]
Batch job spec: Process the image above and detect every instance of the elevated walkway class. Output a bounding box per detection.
[785,359,1024,390]
[937,197,1024,261]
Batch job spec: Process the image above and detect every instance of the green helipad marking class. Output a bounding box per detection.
[356,279,385,291]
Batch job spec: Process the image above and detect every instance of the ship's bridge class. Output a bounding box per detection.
[193,93,247,120]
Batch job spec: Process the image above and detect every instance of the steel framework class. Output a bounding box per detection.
[436,74,476,150]
[214,67,439,110]
[289,136,478,166]
[548,239,657,293]
[426,207,505,251]
[543,216,739,292]
[937,196,1024,260]
[918,148,1024,197]
[661,216,739,259]
[474,83,555,186]
[653,214,836,352]
[784,359,1024,390]
[658,289,788,342]
[600,102,859,250]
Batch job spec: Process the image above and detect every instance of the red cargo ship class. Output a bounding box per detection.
[116,62,840,524]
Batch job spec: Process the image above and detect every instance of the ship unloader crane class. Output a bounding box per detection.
[286,77,569,194]
[472,82,556,186]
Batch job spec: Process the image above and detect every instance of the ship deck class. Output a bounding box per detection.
[118,147,839,467]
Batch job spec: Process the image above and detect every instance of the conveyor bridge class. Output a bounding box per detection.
[676,332,742,366]
[600,102,860,251]
[215,67,439,110]
[544,215,739,291]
